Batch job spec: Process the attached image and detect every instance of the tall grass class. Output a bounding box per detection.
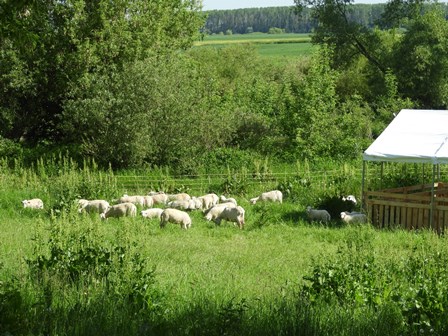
[2,156,448,335]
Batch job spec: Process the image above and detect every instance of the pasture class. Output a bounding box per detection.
[194,33,316,61]
[1,158,448,335]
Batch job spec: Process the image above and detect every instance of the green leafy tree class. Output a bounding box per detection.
[63,54,233,170]
[294,0,387,72]
[0,0,204,146]
[391,6,448,108]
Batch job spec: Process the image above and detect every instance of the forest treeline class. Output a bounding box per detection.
[0,0,448,173]
[203,3,448,34]
[203,4,384,34]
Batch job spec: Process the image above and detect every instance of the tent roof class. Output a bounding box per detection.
[363,109,448,164]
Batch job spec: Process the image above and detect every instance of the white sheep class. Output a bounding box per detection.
[250,190,283,204]
[167,193,191,202]
[190,197,204,210]
[100,202,137,220]
[166,199,195,211]
[214,206,246,229]
[141,208,164,219]
[22,198,44,209]
[149,192,169,205]
[203,203,237,221]
[160,208,192,229]
[119,194,145,206]
[220,195,238,205]
[340,211,367,224]
[142,196,154,208]
[199,193,219,210]
[78,199,110,215]
[306,206,331,223]
[342,195,357,205]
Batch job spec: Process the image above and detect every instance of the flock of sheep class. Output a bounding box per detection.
[21,190,367,229]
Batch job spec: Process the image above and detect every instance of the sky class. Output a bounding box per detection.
[202,0,295,11]
[202,0,384,10]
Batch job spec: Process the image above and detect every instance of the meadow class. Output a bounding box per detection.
[2,157,448,335]
[194,33,316,62]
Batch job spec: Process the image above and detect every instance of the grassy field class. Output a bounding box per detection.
[2,159,448,335]
[194,32,316,61]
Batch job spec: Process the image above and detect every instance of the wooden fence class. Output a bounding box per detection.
[364,182,448,232]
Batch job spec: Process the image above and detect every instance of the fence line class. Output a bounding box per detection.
[112,169,368,192]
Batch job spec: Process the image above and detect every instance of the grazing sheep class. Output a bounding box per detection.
[119,194,145,207]
[214,206,245,229]
[342,195,357,205]
[220,195,238,205]
[340,211,367,224]
[250,190,283,205]
[78,199,110,215]
[166,199,196,211]
[141,208,164,220]
[199,193,219,210]
[190,197,204,210]
[149,192,169,205]
[160,208,192,229]
[22,198,44,209]
[203,203,237,221]
[168,193,191,202]
[306,206,331,223]
[143,196,154,208]
[78,199,89,208]
[100,202,137,220]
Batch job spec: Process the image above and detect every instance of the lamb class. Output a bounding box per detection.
[204,203,237,221]
[250,190,283,204]
[141,208,164,219]
[220,195,238,205]
[306,206,331,223]
[22,198,44,209]
[214,206,245,229]
[118,194,145,207]
[340,211,368,224]
[160,208,192,229]
[100,202,137,220]
[78,199,110,215]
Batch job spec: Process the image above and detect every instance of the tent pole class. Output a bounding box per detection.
[380,162,384,190]
[422,164,425,185]
[430,165,436,230]
[361,161,366,212]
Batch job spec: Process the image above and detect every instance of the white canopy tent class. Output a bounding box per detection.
[363,109,448,164]
[362,109,448,230]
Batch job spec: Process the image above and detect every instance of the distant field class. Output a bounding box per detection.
[194,32,316,61]
[195,32,312,45]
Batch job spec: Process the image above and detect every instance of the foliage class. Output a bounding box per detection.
[391,5,448,108]
[268,27,285,34]
[63,53,232,169]
[301,230,448,334]
[0,0,205,146]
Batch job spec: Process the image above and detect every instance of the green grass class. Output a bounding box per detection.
[256,42,317,60]
[197,32,311,44]
[2,160,448,335]
[194,32,315,62]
